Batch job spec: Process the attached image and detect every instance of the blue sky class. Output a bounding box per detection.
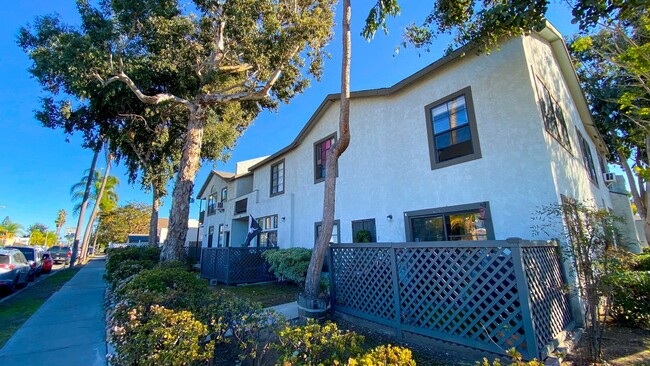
[0,1,580,237]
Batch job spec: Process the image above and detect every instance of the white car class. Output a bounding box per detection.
[0,248,31,293]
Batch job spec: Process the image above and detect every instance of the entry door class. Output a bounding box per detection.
[410,215,446,242]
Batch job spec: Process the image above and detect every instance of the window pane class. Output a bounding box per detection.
[411,216,445,242]
[447,212,487,241]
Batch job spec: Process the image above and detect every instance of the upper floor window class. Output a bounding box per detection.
[220,187,227,202]
[425,87,481,169]
[535,76,571,150]
[207,195,216,216]
[314,133,336,183]
[270,160,285,196]
[577,129,598,184]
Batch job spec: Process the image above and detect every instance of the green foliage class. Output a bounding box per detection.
[230,309,288,365]
[532,200,628,362]
[0,218,24,241]
[97,202,152,248]
[105,246,161,280]
[353,230,372,243]
[115,263,208,311]
[276,321,364,365]
[348,344,416,366]
[105,259,159,289]
[607,271,650,326]
[28,230,58,246]
[70,170,119,216]
[110,305,214,366]
[476,348,544,366]
[262,248,312,286]
[633,253,650,271]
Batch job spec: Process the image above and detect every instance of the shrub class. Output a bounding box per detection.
[105,246,161,279]
[276,321,363,365]
[230,309,288,365]
[633,253,650,271]
[110,305,214,366]
[607,271,650,326]
[262,248,312,285]
[105,259,158,289]
[476,349,544,366]
[353,230,372,243]
[115,263,210,311]
[348,345,415,365]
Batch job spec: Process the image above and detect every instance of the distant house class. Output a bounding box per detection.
[195,24,638,250]
[127,234,149,244]
[157,218,169,244]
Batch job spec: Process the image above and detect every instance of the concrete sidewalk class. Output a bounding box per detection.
[0,258,107,366]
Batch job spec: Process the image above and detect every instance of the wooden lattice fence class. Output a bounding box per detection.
[329,240,574,360]
[201,247,276,285]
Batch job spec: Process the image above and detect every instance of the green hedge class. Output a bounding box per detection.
[633,253,650,271]
[262,248,312,285]
[105,247,162,289]
[608,271,650,326]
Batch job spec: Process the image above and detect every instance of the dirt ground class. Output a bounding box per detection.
[564,325,650,366]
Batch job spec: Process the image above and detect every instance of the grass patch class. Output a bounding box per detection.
[210,282,301,307]
[0,267,81,348]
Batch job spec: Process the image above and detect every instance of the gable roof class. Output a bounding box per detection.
[196,170,236,198]
[247,22,607,171]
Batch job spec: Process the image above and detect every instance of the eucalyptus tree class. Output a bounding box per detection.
[20,0,335,261]
[570,13,649,241]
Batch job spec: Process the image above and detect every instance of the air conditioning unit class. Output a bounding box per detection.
[604,172,616,184]
[216,201,224,211]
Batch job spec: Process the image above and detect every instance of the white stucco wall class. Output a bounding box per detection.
[198,33,615,249]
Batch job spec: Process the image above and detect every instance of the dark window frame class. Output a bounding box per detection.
[207,195,216,216]
[220,187,228,202]
[352,218,377,242]
[534,76,572,152]
[270,159,285,197]
[425,86,482,170]
[207,226,214,248]
[313,133,337,184]
[404,202,494,242]
[315,220,341,244]
[577,128,598,185]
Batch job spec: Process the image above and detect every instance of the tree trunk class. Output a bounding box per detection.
[617,148,649,243]
[70,149,99,266]
[149,186,161,246]
[81,153,113,261]
[304,0,352,301]
[55,225,62,239]
[91,221,101,255]
[161,109,205,262]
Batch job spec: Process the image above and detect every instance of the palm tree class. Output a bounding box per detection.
[54,209,67,239]
[0,218,24,245]
[70,172,119,216]
[70,164,119,262]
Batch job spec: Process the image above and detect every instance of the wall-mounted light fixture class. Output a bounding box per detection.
[387,214,393,220]
[282,217,286,222]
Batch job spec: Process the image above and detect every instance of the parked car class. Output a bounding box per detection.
[48,246,71,265]
[4,246,43,281]
[0,248,31,293]
[41,253,53,274]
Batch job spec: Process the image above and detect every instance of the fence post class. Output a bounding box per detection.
[389,246,403,339]
[510,239,540,360]
[328,245,336,312]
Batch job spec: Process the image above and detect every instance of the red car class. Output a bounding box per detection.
[41,253,53,274]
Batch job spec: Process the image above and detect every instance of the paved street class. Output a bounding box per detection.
[0,258,107,366]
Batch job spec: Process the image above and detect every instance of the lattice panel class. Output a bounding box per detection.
[397,247,527,353]
[522,246,573,352]
[214,248,229,282]
[331,247,397,322]
[201,248,218,279]
[227,248,276,284]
